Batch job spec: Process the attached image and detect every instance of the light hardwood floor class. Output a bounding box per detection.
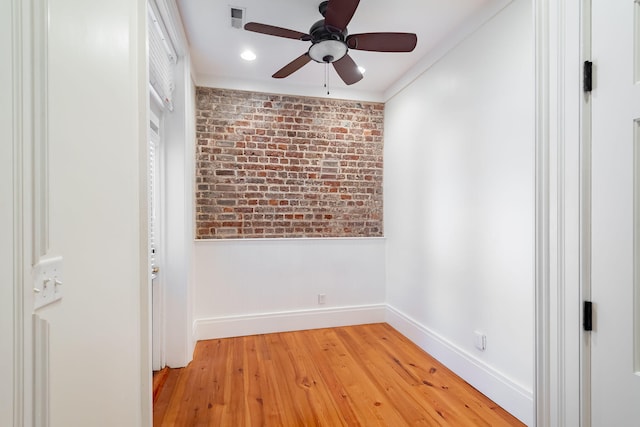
[154,323,524,426]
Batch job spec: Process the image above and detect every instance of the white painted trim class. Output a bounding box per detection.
[193,304,387,340]
[635,120,640,374]
[32,0,49,264]
[33,315,49,427]
[11,0,24,424]
[534,0,588,425]
[534,1,552,426]
[385,305,533,426]
[14,0,37,424]
[139,3,153,426]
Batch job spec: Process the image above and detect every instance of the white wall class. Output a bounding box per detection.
[193,238,386,339]
[384,0,533,424]
[35,0,150,425]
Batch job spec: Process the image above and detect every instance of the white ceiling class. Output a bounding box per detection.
[176,0,510,100]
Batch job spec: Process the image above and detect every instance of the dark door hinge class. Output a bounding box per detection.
[583,300,593,331]
[583,61,593,93]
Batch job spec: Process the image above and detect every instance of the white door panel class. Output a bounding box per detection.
[591,0,640,424]
[150,107,164,371]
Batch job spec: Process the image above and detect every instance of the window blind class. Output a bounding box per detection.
[148,2,176,111]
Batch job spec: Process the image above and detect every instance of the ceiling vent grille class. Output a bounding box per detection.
[230,7,245,29]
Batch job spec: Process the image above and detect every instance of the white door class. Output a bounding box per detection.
[150,108,164,371]
[590,0,640,424]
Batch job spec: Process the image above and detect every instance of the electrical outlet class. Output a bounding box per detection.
[33,256,64,310]
[318,294,326,305]
[473,330,486,351]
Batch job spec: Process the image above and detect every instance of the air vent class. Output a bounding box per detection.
[230,7,245,29]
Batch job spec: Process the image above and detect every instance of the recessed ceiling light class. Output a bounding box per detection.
[358,66,366,74]
[241,50,256,61]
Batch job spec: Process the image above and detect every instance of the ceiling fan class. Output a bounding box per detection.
[244,0,417,85]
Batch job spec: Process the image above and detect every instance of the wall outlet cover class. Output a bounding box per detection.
[473,330,486,351]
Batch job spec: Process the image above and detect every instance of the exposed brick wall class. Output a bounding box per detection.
[195,87,384,239]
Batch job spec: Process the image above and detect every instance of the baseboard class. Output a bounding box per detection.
[385,305,533,426]
[193,304,387,341]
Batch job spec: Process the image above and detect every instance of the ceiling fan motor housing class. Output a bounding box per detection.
[308,19,348,63]
[318,1,330,17]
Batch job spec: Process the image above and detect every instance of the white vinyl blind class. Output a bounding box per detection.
[148,2,176,111]
[149,111,160,272]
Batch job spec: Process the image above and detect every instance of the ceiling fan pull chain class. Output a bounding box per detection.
[323,62,327,90]
[326,62,330,95]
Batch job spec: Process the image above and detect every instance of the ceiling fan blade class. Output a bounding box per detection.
[273,53,312,78]
[244,22,309,41]
[346,33,417,52]
[332,54,363,85]
[324,0,360,31]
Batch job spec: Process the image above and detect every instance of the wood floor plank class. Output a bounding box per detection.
[284,332,341,425]
[154,323,525,427]
[310,328,409,426]
[153,368,170,404]
[242,336,266,427]
[297,330,357,427]
[335,326,453,425]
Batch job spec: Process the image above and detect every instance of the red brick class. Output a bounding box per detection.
[195,87,383,239]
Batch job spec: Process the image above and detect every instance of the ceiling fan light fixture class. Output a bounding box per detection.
[240,50,256,61]
[308,40,347,63]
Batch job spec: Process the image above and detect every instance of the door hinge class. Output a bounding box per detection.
[583,300,593,331]
[583,61,593,93]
